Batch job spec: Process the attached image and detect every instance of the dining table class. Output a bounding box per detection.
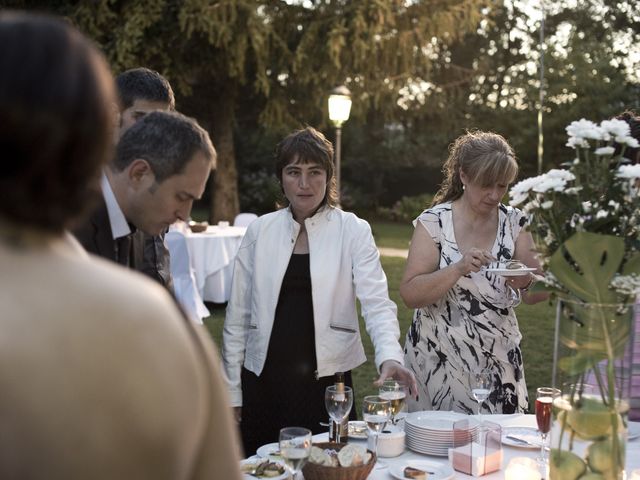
[245,413,640,479]
[183,225,246,303]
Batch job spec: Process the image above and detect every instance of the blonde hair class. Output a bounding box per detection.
[432,131,518,206]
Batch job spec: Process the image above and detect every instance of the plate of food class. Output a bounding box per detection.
[501,426,541,449]
[348,420,368,440]
[256,442,282,460]
[484,261,536,277]
[240,458,287,479]
[389,460,454,480]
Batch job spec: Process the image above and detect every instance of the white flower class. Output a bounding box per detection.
[541,200,553,209]
[509,175,545,206]
[616,165,640,179]
[594,146,615,156]
[565,187,582,195]
[608,200,620,211]
[600,119,631,138]
[566,119,604,141]
[582,201,592,212]
[533,173,569,193]
[566,137,590,149]
[546,169,575,181]
[610,274,640,296]
[596,210,608,219]
[616,136,640,149]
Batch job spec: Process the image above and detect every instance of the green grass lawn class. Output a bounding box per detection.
[205,220,555,417]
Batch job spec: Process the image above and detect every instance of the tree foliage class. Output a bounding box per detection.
[2,0,487,220]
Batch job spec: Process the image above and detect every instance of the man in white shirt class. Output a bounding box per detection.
[74,110,215,269]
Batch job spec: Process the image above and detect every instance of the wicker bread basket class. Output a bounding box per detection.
[302,442,376,480]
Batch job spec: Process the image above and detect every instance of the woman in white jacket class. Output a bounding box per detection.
[222,127,416,455]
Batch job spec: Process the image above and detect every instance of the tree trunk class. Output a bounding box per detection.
[209,99,240,223]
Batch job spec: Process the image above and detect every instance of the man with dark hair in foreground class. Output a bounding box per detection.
[74,110,215,278]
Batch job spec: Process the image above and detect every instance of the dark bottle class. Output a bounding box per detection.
[328,371,349,443]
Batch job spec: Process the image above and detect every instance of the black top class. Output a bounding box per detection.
[239,253,356,456]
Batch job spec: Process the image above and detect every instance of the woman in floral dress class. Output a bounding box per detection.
[401,131,547,414]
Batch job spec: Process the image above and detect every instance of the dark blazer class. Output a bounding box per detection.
[73,197,145,270]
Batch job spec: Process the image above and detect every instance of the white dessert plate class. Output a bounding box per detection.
[240,458,288,480]
[348,420,368,439]
[405,410,479,431]
[389,460,455,480]
[484,267,536,276]
[256,442,281,459]
[501,426,541,449]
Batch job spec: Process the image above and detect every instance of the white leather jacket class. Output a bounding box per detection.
[222,206,404,407]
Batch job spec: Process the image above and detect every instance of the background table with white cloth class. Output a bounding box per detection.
[180,225,246,303]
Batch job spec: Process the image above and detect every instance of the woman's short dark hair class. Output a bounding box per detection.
[275,127,338,208]
[0,11,115,234]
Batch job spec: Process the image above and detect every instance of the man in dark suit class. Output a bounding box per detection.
[74,111,216,273]
[115,68,176,288]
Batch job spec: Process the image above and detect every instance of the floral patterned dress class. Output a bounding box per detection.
[404,202,530,414]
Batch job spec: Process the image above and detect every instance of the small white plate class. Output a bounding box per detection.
[501,426,541,449]
[256,442,281,459]
[240,458,288,480]
[484,267,536,276]
[389,460,455,480]
[629,422,640,440]
[348,420,368,439]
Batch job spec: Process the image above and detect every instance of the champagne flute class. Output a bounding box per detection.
[470,369,492,417]
[325,385,353,443]
[536,387,560,466]
[362,395,391,458]
[279,427,312,480]
[379,379,407,424]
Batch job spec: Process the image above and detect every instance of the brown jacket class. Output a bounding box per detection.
[0,232,242,480]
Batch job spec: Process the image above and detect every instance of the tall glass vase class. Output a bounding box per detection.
[550,300,636,480]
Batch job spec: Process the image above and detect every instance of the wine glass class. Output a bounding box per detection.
[279,427,312,479]
[536,387,560,466]
[470,369,492,417]
[324,385,353,443]
[362,395,391,458]
[379,379,407,424]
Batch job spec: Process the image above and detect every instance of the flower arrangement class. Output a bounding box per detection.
[508,118,640,479]
[509,118,640,304]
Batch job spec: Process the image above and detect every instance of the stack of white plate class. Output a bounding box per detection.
[404,411,479,456]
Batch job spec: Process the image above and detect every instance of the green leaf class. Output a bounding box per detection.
[622,253,640,276]
[549,232,623,304]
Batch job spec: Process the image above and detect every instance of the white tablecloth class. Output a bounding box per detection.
[251,414,640,479]
[184,225,246,303]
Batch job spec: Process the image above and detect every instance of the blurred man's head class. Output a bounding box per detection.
[0,11,115,234]
[115,67,175,137]
[109,111,216,235]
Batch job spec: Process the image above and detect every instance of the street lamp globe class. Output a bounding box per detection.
[327,85,352,205]
[328,85,352,127]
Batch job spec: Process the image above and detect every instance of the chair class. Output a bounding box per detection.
[165,230,210,323]
[233,212,258,227]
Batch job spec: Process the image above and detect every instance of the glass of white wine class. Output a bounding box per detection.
[379,379,407,424]
[362,395,391,458]
[325,385,353,443]
[279,427,312,480]
[470,369,492,417]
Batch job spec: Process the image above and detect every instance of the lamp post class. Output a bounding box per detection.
[328,85,352,203]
